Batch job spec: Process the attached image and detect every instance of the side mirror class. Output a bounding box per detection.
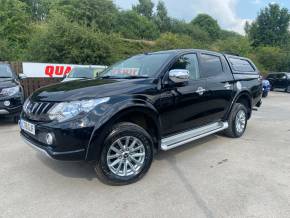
[169,69,190,83]
[19,73,27,80]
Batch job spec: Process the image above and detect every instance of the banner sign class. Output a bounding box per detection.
[22,62,106,78]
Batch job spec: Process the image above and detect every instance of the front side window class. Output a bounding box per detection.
[100,53,172,78]
[170,53,200,80]
[200,54,224,77]
[0,64,13,78]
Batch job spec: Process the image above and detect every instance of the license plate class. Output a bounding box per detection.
[20,120,36,135]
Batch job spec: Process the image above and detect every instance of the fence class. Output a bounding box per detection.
[10,62,62,98]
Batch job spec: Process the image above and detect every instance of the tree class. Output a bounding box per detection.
[155,1,170,32]
[192,14,221,40]
[247,4,290,47]
[116,11,160,40]
[51,0,118,32]
[25,14,112,64]
[19,0,51,21]
[0,0,31,60]
[133,0,154,19]
[255,46,289,72]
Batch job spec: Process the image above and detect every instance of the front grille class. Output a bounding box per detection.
[24,100,55,121]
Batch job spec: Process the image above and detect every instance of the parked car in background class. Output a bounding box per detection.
[20,49,262,185]
[266,72,290,93]
[0,63,25,123]
[62,66,107,82]
[262,79,271,97]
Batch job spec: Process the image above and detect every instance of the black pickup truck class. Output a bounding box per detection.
[20,49,262,185]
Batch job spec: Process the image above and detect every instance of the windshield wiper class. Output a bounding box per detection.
[122,76,149,79]
[99,75,149,79]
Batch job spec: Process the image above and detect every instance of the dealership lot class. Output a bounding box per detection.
[0,92,290,218]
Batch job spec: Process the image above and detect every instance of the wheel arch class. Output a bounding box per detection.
[86,104,161,161]
[227,91,253,120]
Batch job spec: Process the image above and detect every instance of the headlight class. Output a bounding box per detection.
[48,97,110,122]
[1,86,20,96]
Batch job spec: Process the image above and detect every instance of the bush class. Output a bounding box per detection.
[25,14,112,65]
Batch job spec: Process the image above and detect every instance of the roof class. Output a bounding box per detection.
[148,49,222,56]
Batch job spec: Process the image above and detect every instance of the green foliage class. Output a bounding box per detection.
[0,0,31,60]
[255,46,289,72]
[154,1,171,33]
[19,0,51,21]
[155,33,199,50]
[116,11,160,40]
[247,4,290,47]
[211,37,252,56]
[25,14,112,64]
[192,14,221,40]
[0,39,10,61]
[51,0,118,32]
[133,0,154,19]
[0,0,31,45]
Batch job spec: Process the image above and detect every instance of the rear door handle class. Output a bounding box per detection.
[196,87,206,95]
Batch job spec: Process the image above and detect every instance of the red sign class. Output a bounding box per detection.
[45,66,72,78]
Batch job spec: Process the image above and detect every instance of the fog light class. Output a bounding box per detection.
[4,101,10,107]
[46,133,54,145]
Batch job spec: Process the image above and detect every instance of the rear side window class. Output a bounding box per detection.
[200,54,224,77]
[229,58,255,73]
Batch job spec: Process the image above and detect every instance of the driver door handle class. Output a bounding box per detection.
[196,87,206,95]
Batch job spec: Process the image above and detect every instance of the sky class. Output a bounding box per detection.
[113,0,290,34]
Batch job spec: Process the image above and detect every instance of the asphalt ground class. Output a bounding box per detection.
[0,91,290,218]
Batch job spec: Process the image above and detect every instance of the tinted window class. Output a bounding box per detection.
[200,54,223,77]
[170,53,200,80]
[276,74,287,79]
[229,58,255,72]
[0,64,13,78]
[267,74,276,79]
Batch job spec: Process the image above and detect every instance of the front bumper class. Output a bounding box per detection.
[0,96,23,117]
[19,116,95,161]
[21,131,87,161]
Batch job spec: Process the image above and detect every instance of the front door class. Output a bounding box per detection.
[159,53,209,137]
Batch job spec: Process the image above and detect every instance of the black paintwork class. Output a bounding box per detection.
[0,64,24,117]
[20,49,263,161]
[266,72,290,91]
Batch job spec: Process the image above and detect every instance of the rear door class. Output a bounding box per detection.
[199,52,234,122]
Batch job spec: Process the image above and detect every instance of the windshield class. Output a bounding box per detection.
[0,64,13,78]
[99,53,172,78]
[67,67,104,79]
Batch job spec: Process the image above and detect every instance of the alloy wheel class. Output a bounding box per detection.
[106,136,146,177]
[235,110,246,134]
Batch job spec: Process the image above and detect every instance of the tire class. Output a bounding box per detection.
[262,91,268,98]
[94,122,153,186]
[286,86,290,93]
[223,103,248,138]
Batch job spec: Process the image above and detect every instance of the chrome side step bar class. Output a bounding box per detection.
[161,122,229,151]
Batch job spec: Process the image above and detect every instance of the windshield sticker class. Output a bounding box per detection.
[111,68,140,76]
